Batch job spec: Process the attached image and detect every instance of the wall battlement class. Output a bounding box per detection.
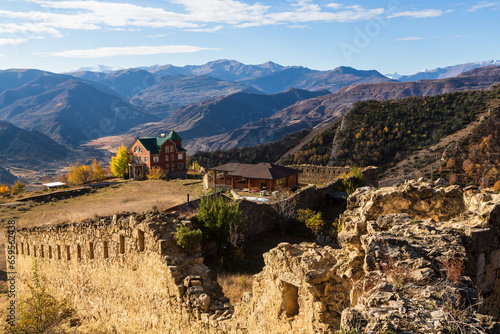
[286,165,378,187]
[12,212,234,333]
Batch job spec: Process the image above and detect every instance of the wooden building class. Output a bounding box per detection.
[210,163,301,191]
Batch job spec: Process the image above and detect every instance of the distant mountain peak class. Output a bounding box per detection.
[72,65,123,73]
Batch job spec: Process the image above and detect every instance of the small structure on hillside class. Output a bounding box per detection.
[42,182,66,190]
[209,163,302,191]
[127,130,187,179]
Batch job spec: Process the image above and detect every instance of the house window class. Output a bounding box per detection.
[277,177,286,185]
[165,155,169,161]
[178,154,183,160]
[166,168,169,173]
[170,146,174,152]
[138,156,142,162]
[178,163,184,170]
[145,157,148,163]
[139,147,142,153]
[153,156,159,163]
[171,163,174,168]
[134,146,137,153]
[171,155,174,161]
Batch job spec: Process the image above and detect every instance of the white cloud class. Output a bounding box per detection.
[0,0,444,41]
[467,1,499,12]
[37,44,219,58]
[390,9,442,18]
[326,3,343,9]
[0,38,29,45]
[187,25,224,33]
[395,36,422,41]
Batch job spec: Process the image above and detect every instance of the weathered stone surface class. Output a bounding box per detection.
[9,181,500,333]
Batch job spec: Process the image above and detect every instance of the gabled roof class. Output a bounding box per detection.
[166,130,182,141]
[211,163,302,180]
[136,137,169,154]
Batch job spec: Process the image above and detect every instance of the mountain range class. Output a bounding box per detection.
[1,59,500,180]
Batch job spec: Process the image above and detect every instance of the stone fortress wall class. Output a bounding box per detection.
[286,165,379,188]
[9,180,500,333]
[13,212,234,333]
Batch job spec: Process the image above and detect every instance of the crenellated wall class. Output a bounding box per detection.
[13,212,234,333]
[286,165,378,188]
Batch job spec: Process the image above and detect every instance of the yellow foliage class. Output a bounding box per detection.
[91,158,106,182]
[0,184,9,194]
[297,208,324,234]
[68,162,92,185]
[147,166,165,180]
[110,145,129,177]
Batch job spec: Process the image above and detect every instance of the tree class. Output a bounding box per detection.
[0,184,9,195]
[91,158,106,182]
[175,225,203,252]
[67,162,92,185]
[297,208,324,234]
[197,195,242,254]
[110,145,129,177]
[11,180,26,195]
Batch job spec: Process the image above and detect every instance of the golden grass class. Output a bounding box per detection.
[217,273,254,305]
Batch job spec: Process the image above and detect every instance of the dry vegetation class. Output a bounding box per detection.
[218,273,254,305]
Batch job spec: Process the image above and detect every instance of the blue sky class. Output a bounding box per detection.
[0,0,499,75]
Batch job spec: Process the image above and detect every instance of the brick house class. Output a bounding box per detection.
[127,130,187,179]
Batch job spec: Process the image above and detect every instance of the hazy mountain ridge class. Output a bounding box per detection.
[127,88,330,145]
[184,66,500,153]
[398,60,500,82]
[0,71,157,147]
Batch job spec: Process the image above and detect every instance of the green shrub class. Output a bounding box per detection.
[175,225,203,251]
[6,259,74,333]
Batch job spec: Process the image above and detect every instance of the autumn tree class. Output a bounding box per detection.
[0,184,9,195]
[11,180,26,195]
[147,166,165,180]
[110,145,129,177]
[67,163,92,185]
[91,159,106,182]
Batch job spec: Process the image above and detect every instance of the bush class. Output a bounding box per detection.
[297,208,324,234]
[197,195,242,252]
[147,166,165,180]
[6,259,74,333]
[0,184,10,195]
[175,225,203,251]
[11,180,26,195]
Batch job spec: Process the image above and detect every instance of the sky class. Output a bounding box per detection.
[0,0,499,75]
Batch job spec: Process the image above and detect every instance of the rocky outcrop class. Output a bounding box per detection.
[236,181,500,333]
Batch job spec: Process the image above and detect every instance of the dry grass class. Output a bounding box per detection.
[218,273,254,305]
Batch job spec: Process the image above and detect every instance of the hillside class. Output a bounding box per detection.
[0,167,17,185]
[128,88,329,149]
[0,73,156,146]
[239,66,391,94]
[191,128,311,167]
[191,66,500,153]
[130,74,260,110]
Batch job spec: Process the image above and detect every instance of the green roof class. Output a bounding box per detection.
[136,136,186,154]
[166,130,182,141]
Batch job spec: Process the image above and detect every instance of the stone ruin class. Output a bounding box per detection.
[9,180,500,333]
